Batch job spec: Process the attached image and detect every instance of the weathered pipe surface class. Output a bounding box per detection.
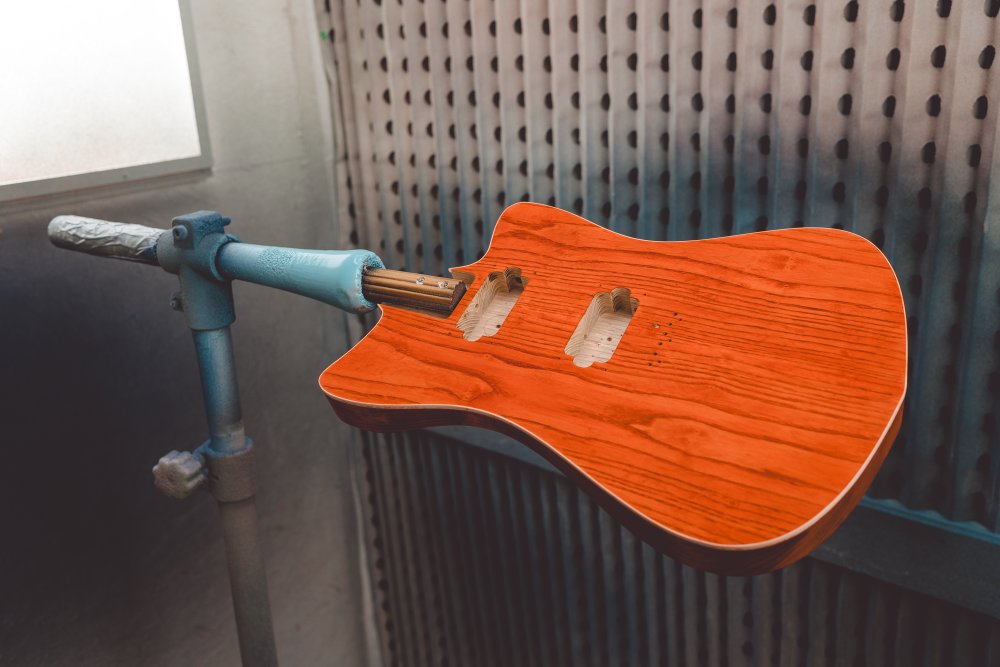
[218,243,384,314]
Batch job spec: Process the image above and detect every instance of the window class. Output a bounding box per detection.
[0,0,210,201]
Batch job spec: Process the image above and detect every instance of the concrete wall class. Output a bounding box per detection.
[0,1,369,664]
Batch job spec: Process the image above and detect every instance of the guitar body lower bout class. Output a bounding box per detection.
[321,203,907,575]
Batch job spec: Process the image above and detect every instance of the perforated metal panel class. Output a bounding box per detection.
[316,0,1000,663]
[356,432,1000,667]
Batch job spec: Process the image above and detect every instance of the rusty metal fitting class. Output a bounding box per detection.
[204,440,257,503]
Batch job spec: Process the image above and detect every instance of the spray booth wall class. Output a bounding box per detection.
[316,0,1000,664]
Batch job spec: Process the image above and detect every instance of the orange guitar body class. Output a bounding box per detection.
[320,203,907,575]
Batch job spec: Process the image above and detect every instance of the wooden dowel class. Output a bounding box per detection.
[362,268,467,314]
[364,276,456,297]
[364,285,453,305]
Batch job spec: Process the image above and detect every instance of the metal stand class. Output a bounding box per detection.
[50,210,385,667]
[153,213,278,667]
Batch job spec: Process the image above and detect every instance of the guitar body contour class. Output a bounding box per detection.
[320,203,907,574]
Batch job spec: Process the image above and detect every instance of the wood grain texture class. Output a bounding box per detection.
[320,203,907,574]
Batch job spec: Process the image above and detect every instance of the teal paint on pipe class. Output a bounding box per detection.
[216,243,384,314]
[49,210,386,316]
[192,327,245,455]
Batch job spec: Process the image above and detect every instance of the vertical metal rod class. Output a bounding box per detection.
[218,497,278,667]
[192,327,279,667]
[193,328,246,455]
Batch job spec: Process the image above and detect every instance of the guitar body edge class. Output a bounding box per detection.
[326,395,903,575]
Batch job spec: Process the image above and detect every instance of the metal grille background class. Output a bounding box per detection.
[315,0,1000,664]
[357,431,999,666]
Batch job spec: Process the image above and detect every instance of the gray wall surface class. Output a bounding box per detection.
[0,1,369,665]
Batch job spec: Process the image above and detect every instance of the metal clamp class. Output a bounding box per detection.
[204,441,257,503]
[152,440,257,503]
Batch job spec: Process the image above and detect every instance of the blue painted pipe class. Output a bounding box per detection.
[48,213,386,315]
[192,328,245,455]
[217,243,384,314]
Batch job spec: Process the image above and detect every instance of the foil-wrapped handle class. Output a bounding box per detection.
[48,215,165,265]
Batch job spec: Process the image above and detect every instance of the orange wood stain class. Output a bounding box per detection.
[319,203,907,574]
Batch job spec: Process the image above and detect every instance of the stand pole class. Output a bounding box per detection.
[47,210,405,667]
[192,326,278,667]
